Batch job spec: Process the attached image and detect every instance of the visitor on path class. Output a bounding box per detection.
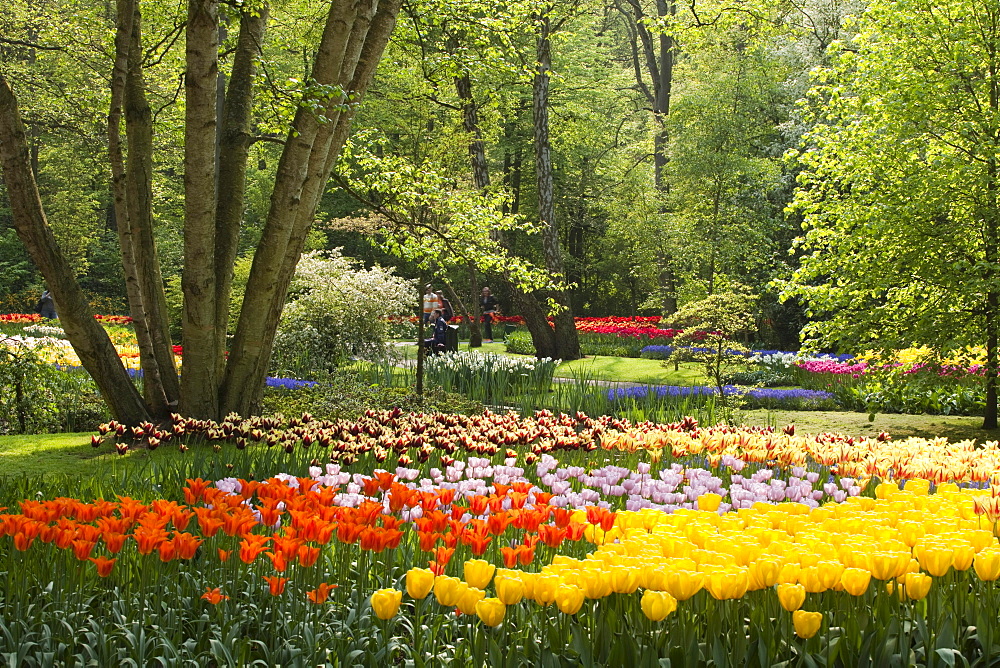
[424,309,448,355]
[480,286,498,342]
[36,290,57,320]
[422,285,440,324]
[435,290,453,322]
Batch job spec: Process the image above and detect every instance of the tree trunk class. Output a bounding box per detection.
[512,290,557,359]
[125,0,180,416]
[620,0,679,315]
[466,266,483,347]
[221,0,401,417]
[180,0,221,419]
[214,6,268,374]
[986,290,997,429]
[534,13,580,361]
[109,0,162,413]
[0,75,150,425]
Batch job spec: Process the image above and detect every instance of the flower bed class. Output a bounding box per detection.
[6,410,1000,663]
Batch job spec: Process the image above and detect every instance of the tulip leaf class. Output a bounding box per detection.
[934,647,958,667]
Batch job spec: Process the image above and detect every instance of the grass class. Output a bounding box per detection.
[0,432,106,478]
[735,409,1000,444]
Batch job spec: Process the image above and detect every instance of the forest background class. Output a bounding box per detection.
[2,0,997,423]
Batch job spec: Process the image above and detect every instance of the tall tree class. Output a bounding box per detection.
[533,7,580,359]
[1,0,404,422]
[784,0,1000,428]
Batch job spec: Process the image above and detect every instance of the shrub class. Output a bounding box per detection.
[0,336,110,434]
[270,251,414,379]
[262,372,483,421]
[503,330,535,355]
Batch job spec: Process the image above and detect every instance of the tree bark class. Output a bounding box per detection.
[0,75,149,425]
[221,0,401,416]
[109,0,160,412]
[180,0,220,418]
[125,0,180,416]
[534,13,580,361]
[214,6,268,374]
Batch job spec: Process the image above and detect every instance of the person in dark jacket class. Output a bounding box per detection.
[480,286,498,342]
[36,290,57,320]
[424,309,448,355]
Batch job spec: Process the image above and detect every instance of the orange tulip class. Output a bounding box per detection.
[263,576,289,596]
[201,587,228,604]
[297,545,321,568]
[307,582,338,604]
[89,556,116,577]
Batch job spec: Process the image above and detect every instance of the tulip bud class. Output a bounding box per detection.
[475,597,506,627]
[406,567,435,600]
[463,559,496,590]
[457,587,485,615]
[777,583,806,611]
[370,588,402,620]
[792,610,822,639]
[495,576,525,605]
[640,590,677,621]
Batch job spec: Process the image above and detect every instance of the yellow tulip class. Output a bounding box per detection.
[495,576,525,605]
[975,549,1000,581]
[903,573,932,601]
[555,584,585,615]
[664,570,703,601]
[370,588,403,620]
[705,569,749,601]
[792,610,822,639]
[464,559,496,590]
[918,547,953,577]
[580,571,613,599]
[520,572,539,599]
[457,587,486,615]
[475,597,506,627]
[750,557,782,589]
[610,566,639,594]
[434,576,466,607]
[778,562,801,584]
[953,544,975,571]
[840,568,871,596]
[870,552,909,580]
[640,590,678,621]
[534,574,561,606]
[777,583,806,612]
[405,567,435,600]
[698,493,722,512]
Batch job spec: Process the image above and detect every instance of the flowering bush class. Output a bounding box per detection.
[270,251,414,378]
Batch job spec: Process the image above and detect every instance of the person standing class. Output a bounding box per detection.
[422,285,440,324]
[36,289,57,320]
[480,286,498,342]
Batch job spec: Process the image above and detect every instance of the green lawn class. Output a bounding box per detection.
[0,432,107,478]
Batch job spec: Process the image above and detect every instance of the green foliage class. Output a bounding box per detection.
[798,365,987,417]
[424,350,559,405]
[504,330,535,355]
[665,291,758,406]
[0,338,110,434]
[262,375,483,421]
[784,0,1000,361]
